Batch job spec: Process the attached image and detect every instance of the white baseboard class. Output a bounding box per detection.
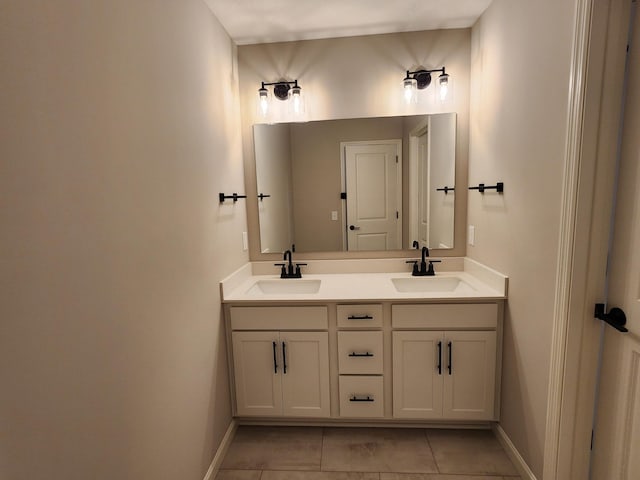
[203,420,238,480]
[492,424,538,480]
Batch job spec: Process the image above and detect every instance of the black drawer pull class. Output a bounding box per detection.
[347,315,373,320]
[348,352,374,357]
[349,395,374,402]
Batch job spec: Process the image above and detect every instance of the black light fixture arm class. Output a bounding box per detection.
[404,67,448,91]
[260,79,300,100]
[261,79,299,89]
[406,66,446,77]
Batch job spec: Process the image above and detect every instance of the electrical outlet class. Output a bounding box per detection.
[468,225,475,246]
[331,211,338,221]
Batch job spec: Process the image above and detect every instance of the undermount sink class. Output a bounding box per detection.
[391,276,476,293]
[245,279,321,295]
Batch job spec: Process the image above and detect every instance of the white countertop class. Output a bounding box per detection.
[221,258,507,303]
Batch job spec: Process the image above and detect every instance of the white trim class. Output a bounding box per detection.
[408,120,429,245]
[543,0,593,478]
[492,424,537,480]
[202,420,238,480]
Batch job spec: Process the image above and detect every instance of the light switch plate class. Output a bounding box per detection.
[468,225,475,246]
[242,231,248,251]
[331,211,338,221]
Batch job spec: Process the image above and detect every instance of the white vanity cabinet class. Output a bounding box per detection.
[392,303,499,421]
[229,306,330,418]
[224,295,503,423]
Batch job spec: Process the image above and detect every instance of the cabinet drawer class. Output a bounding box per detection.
[230,306,328,330]
[337,304,383,328]
[392,303,497,329]
[339,376,384,418]
[338,331,383,374]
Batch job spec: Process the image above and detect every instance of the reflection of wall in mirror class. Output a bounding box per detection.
[290,117,404,252]
[254,124,294,253]
[428,114,456,249]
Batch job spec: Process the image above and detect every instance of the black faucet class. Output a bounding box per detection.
[406,246,441,276]
[275,247,306,278]
[420,246,429,273]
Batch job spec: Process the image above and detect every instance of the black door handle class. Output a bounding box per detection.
[447,341,452,375]
[349,225,360,230]
[272,341,278,374]
[437,341,442,375]
[282,341,287,374]
[594,303,628,332]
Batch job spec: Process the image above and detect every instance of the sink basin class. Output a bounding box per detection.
[391,276,476,293]
[246,279,321,295]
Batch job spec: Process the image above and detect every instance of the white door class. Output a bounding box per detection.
[392,331,444,418]
[443,331,496,420]
[591,7,640,478]
[344,141,401,251]
[232,331,282,416]
[280,331,330,418]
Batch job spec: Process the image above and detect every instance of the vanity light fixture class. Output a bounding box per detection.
[257,79,305,119]
[403,67,450,104]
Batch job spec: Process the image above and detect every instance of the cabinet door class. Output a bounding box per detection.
[392,331,444,418]
[232,331,282,416]
[443,331,496,420]
[280,332,330,418]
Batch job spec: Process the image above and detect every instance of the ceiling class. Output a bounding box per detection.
[203,0,493,45]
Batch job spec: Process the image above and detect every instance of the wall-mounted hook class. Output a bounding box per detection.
[219,193,247,203]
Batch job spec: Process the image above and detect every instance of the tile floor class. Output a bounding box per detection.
[217,427,522,480]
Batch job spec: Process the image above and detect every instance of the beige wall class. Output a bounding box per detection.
[238,29,470,259]
[254,124,294,253]
[0,1,247,479]
[469,1,576,477]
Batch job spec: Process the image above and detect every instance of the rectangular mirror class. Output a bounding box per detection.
[254,113,456,254]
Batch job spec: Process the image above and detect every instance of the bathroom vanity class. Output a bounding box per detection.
[221,258,507,425]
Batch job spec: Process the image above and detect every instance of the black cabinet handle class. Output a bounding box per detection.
[347,315,373,320]
[348,352,374,357]
[437,341,442,375]
[447,341,452,375]
[272,341,278,374]
[349,395,374,402]
[282,342,287,374]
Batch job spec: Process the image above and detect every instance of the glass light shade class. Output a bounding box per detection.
[438,74,450,102]
[403,76,417,104]
[257,87,270,118]
[288,85,305,116]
